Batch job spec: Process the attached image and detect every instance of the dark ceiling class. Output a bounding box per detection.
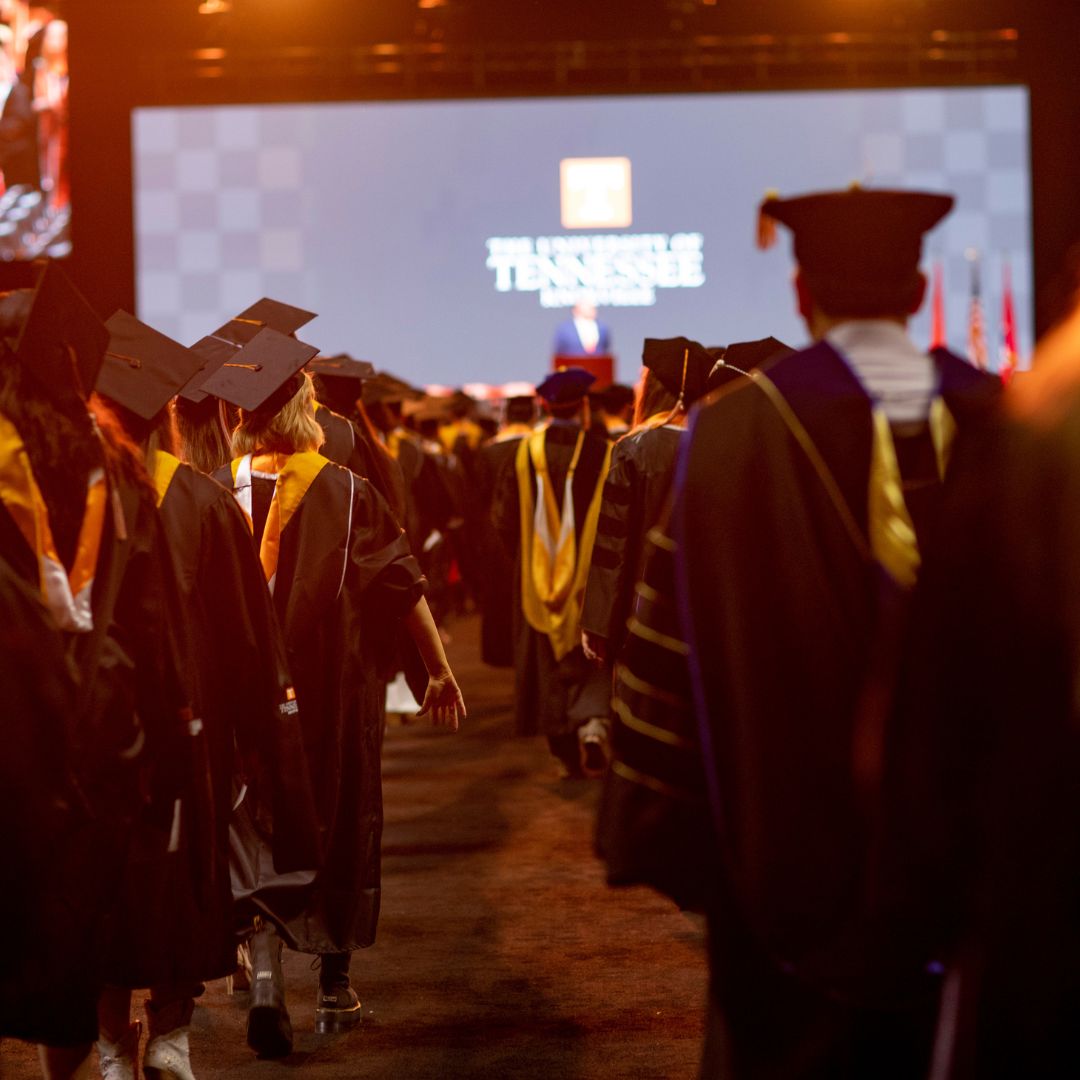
[126,1,1029,51]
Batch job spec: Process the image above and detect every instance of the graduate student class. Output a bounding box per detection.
[0,264,207,1080]
[492,367,612,777]
[205,345,464,1056]
[883,299,1080,1079]
[595,336,792,907]
[581,337,719,667]
[474,389,536,667]
[671,188,1003,1078]
[95,313,323,1077]
[308,352,408,523]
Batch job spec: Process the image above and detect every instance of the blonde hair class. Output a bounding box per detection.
[232,372,326,456]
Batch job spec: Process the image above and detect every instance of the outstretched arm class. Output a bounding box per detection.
[403,596,466,731]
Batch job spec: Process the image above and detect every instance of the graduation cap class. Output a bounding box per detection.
[177,335,242,404]
[537,367,595,406]
[706,336,793,393]
[758,187,954,314]
[212,297,316,347]
[642,337,716,407]
[598,382,635,412]
[96,311,207,421]
[404,394,457,423]
[7,261,109,400]
[309,354,375,416]
[197,327,318,413]
[361,371,425,405]
[307,353,376,381]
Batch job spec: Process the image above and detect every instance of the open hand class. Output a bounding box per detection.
[416,668,466,731]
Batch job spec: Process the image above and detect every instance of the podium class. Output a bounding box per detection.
[552,354,614,390]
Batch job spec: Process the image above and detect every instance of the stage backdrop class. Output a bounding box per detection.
[133,86,1031,385]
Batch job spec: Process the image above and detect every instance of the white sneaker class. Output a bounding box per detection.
[144,1026,196,1080]
[96,1022,140,1080]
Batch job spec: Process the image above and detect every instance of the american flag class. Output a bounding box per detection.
[967,252,988,370]
[929,260,946,350]
[999,259,1018,384]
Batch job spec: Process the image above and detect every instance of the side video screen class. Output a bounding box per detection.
[0,3,69,260]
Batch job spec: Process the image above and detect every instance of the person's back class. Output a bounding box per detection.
[884,303,1080,1079]
[492,368,613,775]
[672,187,1003,1078]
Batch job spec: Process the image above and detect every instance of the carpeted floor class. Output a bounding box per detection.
[1,615,707,1079]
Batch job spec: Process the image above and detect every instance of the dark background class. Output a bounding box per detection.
[10,0,1079,340]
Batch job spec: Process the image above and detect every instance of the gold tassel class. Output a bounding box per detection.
[756,188,780,250]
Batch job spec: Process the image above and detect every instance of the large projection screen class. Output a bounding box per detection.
[133,87,1031,386]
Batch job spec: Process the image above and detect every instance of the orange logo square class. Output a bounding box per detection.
[560,157,632,229]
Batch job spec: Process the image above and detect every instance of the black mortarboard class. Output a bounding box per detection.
[197,327,318,412]
[600,382,635,412]
[759,187,953,313]
[307,354,376,381]
[10,261,109,399]
[642,337,715,407]
[361,371,425,405]
[96,311,207,421]
[177,335,241,404]
[706,335,793,393]
[213,297,316,347]
[537,367,595,405]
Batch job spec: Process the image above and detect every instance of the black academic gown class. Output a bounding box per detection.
[315,403,407,518]
[154,459,321,976]
[594,511,717,912]
[672,342,1001,1079]
[492,419,611,738]
[581,423,682,657]
[216,454,424,953]
[474,432,528,666]
[0,558,95,1046]
[886,399,1080,1079]
[0,455,214,993]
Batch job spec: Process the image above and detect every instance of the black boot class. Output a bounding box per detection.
[314,952,362,1034]
[246,923,292,1058]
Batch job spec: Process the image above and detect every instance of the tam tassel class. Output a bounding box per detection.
[757,189,780,250]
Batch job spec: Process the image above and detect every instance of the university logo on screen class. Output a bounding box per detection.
[485,156,705,309]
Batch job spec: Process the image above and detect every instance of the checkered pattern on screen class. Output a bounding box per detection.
[134,107,307,347]
[857,88,1032,363]
[133,89,1033,364]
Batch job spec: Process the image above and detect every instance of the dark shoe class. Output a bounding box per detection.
[246,925,292,1058]
[315,985,362,1034]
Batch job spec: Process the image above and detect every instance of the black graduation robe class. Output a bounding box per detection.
[581,423,682,657]
[492,419,611,738]
[594,513,716,911]
[473,431,528,667]
[315,402,407,518]
[216,453,424,953]
[0,449,213,993]
[153,457,321,978]
[672,342,1001,1077]
[885,396,1080,1079]
[0,557,96,1046]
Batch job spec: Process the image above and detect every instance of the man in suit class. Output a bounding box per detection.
[553,298,612,359]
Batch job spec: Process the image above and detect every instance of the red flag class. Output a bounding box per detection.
[930,260,946,350]
[967,253,988,370]
[999,259,1018,385]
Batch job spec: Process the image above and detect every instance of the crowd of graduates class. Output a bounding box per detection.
[3,179,1080,1080]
